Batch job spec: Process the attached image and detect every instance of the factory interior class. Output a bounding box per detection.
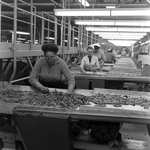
[0,0,150,150]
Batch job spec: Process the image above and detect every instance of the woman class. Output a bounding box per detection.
[80,46,100,74]
[105,48,116,63]
[29,43,75,94]
[93,44,106,67]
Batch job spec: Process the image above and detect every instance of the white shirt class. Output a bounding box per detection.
[80,55,100,71]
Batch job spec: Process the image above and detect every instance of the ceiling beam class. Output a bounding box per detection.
[7,1,149,7]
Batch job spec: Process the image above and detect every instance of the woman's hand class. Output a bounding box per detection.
[91,67,97,72]
[81,70,87,74]
[40,86,49,94]
[64,90,74,95]
[64,84,75,95]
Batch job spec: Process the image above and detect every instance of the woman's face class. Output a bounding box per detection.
[44,51,57,65]
[87,48,94,57]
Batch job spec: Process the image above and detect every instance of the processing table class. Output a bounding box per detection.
[1,85,150,150]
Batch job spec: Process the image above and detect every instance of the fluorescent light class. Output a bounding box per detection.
[75,20,150,26]
[106,6,115,9]
[10,31,30,35]
[74,37,78,40]
[78,0,90,7]
[46,37,55,40]
[116,21,150,26]
[147,0,150,3]
[94,32,146,36]
[100,35,143,38]
[86,27,117,31]
[111,8,150,16]
[145,40,150,44]
[54,9,110,16]
[118,28,150,32]
[54,8,150,17]
[86,27,150,32]
[17,38,25,40]
[109,40,136,46]
[102,37,141,40]
[75,20,114,25]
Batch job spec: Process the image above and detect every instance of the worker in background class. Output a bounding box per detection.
[121,50,126,57]
[93,44,106,67]
[105,48,116,63]
[80,45,100,74]
[29,43,75,94]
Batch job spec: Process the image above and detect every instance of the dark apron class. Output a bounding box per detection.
[39,78,67,89]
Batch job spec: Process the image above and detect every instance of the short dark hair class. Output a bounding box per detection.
[41,43,58,54]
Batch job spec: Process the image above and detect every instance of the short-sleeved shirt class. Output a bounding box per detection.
[80,55,100,71]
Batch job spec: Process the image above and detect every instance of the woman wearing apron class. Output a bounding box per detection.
[29,43,75,94]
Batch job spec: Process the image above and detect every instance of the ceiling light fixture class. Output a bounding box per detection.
[54,8,150,17]
[106,6,116,9]
[101,34,142,37]
[75,20,114,25]
[147,0,150,3]
[145,40,150,44]
[111,8,150,16]
[93,32,146,36]
[75,20,150,26]
[86,27,150,32]
[108,40,136,46]
[102,37,141,40]
[54,9,110,16]
[46,37,55,40]
[78,0,90,7]
[116,21,150,26]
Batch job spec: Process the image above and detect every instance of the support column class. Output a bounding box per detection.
[10,0,17,82]
[72,27,74,47]
[78,26,80,51]
[41,12,44,44]
[30,0,33,50]
[78,26,83,51]
[47,16,50,43]
[34,7,36,45]
[80,25,83,51]
[91,31,93,45]
[60,18,63,47]
[62,0,66,60]
[86,31,88,48]
[54,16,58,45]
[0,0,1,42]
[0,59,2,81]
[67,17,71,50]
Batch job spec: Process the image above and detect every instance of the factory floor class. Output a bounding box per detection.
[0,122,150,150]
[74,123,150,150]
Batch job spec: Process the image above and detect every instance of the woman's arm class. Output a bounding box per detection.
[61,60,75,92]
[112,54,116,63]
[95,57,101,70]
[80,57,86,73]
[29,58,48,92]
